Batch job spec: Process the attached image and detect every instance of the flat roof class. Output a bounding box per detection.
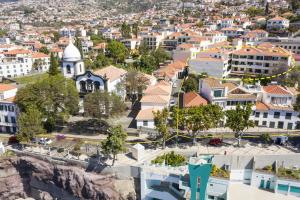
[228,183,300,200]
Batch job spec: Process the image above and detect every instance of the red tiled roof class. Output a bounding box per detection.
[263,85,291,95]
[183,92,208,108]
[0,84,17,92]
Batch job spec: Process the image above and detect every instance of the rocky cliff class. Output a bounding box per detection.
[0,156,136,200]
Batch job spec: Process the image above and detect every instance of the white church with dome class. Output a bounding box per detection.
[61,39,85,78]
[61,38,127,100]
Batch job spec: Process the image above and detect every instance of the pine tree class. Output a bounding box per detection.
[48,53,60,76]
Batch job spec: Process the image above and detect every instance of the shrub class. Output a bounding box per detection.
[210,164,230,178]
[260,133,272,144]
[57,148,64,153]
[151,151,186,167]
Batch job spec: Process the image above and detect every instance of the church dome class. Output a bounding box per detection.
[63,40,81,62]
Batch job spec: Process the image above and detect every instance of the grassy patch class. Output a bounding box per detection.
[13,73,48,85]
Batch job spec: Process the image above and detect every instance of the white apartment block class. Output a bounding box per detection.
[189,48,231,78]
[221,27,245,38]
[266,16,289,31]
[259,37,300,55]
[199,78,300,130]
[220,18,234,28]
[0,49,33,78]
[142,33,164,50]
[230,44,292,77]
[0,84,18,133]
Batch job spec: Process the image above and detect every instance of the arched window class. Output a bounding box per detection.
[87,79,93,92]
[66,65,71,74]
[79,81,86,92]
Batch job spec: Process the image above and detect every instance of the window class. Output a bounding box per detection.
[269,122,275,128]
[197,177,201,188]
[143,121,148,126]
[4,116,8,123]
[285,113,292,120]
[262,121,267,126]
[274,112,280,118]
[263,113,268,118]
[287,123,293,130]
[66,65,71,74]
[255,120,259,126]
[11,117,16,123]
[278,121,284,129]
[255,112,260,118]
[213,90,223,97]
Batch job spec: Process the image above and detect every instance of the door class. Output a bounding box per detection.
[266,180,271,189]
[260,179,265,188]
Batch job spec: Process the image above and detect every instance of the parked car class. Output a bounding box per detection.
[39,138,52,145]
[170,99,176,106]
[273,136,288,146]
[8,136,19,144]
[208,138,223,146]
[45,138,53,145]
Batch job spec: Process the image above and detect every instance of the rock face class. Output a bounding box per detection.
[0,156,135,200]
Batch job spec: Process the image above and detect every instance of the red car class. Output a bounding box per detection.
[208,138,223,146]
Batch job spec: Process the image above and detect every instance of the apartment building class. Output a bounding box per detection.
[0,84,18,133]
[199,78,300,130]
[142,33,164,50]
[221,27,245,38]
[189,48,232,78]
[31,52,50,73]
[259,37,300,55]
[162,30,198,51]
[266,16,289,31]
[0,49,33,78]
[230,43,292,77]
[241,29,269,46]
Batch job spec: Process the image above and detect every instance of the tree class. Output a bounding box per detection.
[17,106,45,143]
[94,52,110,68]
[15,75,79,132]
[151,47,171,67]
[225,104,255,147]
[107,40,128,63]
[0,29,7,37]
[182,77,198,92]
[48,53,60,76]
[39,46,49,55]
[294,94,300,112]
[75,37,83,57]
[245,7,264,17]
[84,91,126,119]
[122,68,148,106]
[121,22,131,39]
[139,54,157,73]
[101,125,127,166]
[153,108,169,149]
[90,34,104,45]
[52,31,60,42]
[138,42,149,56]
[132,22,139,38]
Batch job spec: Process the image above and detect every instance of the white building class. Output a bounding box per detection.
[0,84,18,133]
[230,43,292,77]
[266,16,290,31]
[136,81,172,129]
[31,52,50,72]
[61,39,85,79]
[199,78,300,130]
[142,33,164,50]
[259,37,300,55]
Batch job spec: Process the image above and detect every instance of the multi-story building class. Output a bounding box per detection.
[221,27,245,38]
[189,48,231,78]
[31,52,50,73]
[199,78,300,130]
[0,84,18,133]
[266,16,289,31]
[241,29,269,46]
[258,37,300,55]
[142,33,164,50]
[0,49,33,78]
[230,43,292,77]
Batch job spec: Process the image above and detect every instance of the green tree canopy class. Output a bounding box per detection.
[15,75,79,132]
[84,91,126,119]
[245,7,264,17]
[294,94,300,112]
[151,47,171,66]
[39,46,49,55]
[225,104,255,146]
[182,77,198,92]
[121,22,132,39]
[75,37,83,57]
[17,106,45,143]
[94,52,110,68]
[153,108,169,149]
[101,125,127,166]
[107,40,128,63]
[48,53,60,76]
[139,54,157,73]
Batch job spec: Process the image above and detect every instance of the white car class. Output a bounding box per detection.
[170,99,176,106]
